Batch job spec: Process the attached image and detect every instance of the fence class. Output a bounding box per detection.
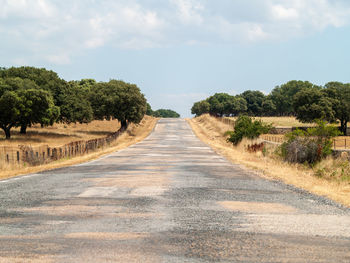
[216,117,235,129]
[0,127,126,168]
[260,134,350,150]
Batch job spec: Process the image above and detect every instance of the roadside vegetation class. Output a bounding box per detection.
[188,114,350,207]
[192,80,350,135]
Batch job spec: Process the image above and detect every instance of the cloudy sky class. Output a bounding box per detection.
[1,0,350,117]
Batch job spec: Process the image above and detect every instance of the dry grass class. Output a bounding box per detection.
[0,116,158,180]
[228,116,313,127]
[0,120,121,147]
[188,114,350,207]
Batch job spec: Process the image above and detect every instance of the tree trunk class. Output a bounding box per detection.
[4,127,11,139]
[341,119,347,136]
[20,124,27,134]
[345,121,348,136]
[121,120,128,130]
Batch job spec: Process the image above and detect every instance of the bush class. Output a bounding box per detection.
[225,116,272,145]
[280,120,340,164]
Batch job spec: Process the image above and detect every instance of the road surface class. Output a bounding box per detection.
[1,119,350,262]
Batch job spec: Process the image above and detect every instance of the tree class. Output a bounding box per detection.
[293,88,336,123]
[240,90,265,116]
[60,82,93,124]
[324,82,350,135]
[270,80,317,116]
[191,100,210,116]
[89,80,147,129]
[0,66,68,108]
[17,88,60,134]
[152,109,180,118]
[262,97,277,116]
[0,77,60,134]
[146,103,154,116]
[0,91,21,139]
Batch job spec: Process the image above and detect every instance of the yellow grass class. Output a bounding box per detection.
[188,114,350,207]
[228,116,313,127]
[0,116,158,180]
[0,120,121,147]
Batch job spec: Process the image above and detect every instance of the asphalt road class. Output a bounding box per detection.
[1,119,350,262]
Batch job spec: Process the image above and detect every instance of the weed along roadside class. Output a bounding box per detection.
[0,116,158,180]
[188,114,350,207]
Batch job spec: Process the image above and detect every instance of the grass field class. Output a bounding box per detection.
[188,114,350,207]
[0,120,121,147]
[228,116,313,127]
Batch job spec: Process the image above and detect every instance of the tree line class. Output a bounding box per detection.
[146,104,180,118]
[191,80,350,135]
[0,67,148,139]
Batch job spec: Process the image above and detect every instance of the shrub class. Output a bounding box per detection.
[225,116,272,145]
[280,120,340,164]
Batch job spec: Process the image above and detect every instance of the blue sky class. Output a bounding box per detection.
[1,0,350,117]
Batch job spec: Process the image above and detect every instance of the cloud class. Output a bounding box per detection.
[1,0,350,64]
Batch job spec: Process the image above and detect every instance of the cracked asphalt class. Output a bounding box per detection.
[1,119,350,262]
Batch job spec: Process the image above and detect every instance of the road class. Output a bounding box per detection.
[0,119,350,262]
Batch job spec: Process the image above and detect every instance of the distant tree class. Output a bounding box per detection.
[0,77,59,134]
[0,66,68,108]
[191,100,210,116]
[262,97,277,116]
[229,96,248,116]
[146,103,154,116]
[0,91,21,139]
[240,90,265,116]
[270,80,317,116]
[17,88,60,134]
[60,82,94,124]
[89,80,147,129]
[152,109,180,118]
[324,82,350,135]
[293,88,335,123]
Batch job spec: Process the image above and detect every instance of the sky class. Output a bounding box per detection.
[1,0,350,117]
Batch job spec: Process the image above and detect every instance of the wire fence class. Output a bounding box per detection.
[0,127,126,168]
[260,134,350,150]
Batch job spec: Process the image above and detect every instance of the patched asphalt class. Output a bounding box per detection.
[0,118,350,262]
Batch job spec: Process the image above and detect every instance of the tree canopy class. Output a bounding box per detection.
[0,67,149,139]
[192,80,350,135]
[152,109,180,118]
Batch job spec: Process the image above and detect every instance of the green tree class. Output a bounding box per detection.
[0,91,21,139]
[89,80,147,129]
[191,100,210,116]
[17,88,60,134]
[146,103,154,116]
[293,88,336,123]
[152,109,180,118]
[324,82,350,135]
[262,97,277,116]
[240,90,265,116]
[60,82,94,124]
[0,66,68,108]
[270,80,317,116]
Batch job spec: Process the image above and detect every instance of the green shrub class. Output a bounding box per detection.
[280,120,340,164]
[225,116,272,145]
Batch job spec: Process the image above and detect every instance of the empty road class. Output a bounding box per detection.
[0,119,350,262]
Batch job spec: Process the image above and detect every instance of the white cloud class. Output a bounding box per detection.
[1,0,350,64]
[171,0,203,25]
